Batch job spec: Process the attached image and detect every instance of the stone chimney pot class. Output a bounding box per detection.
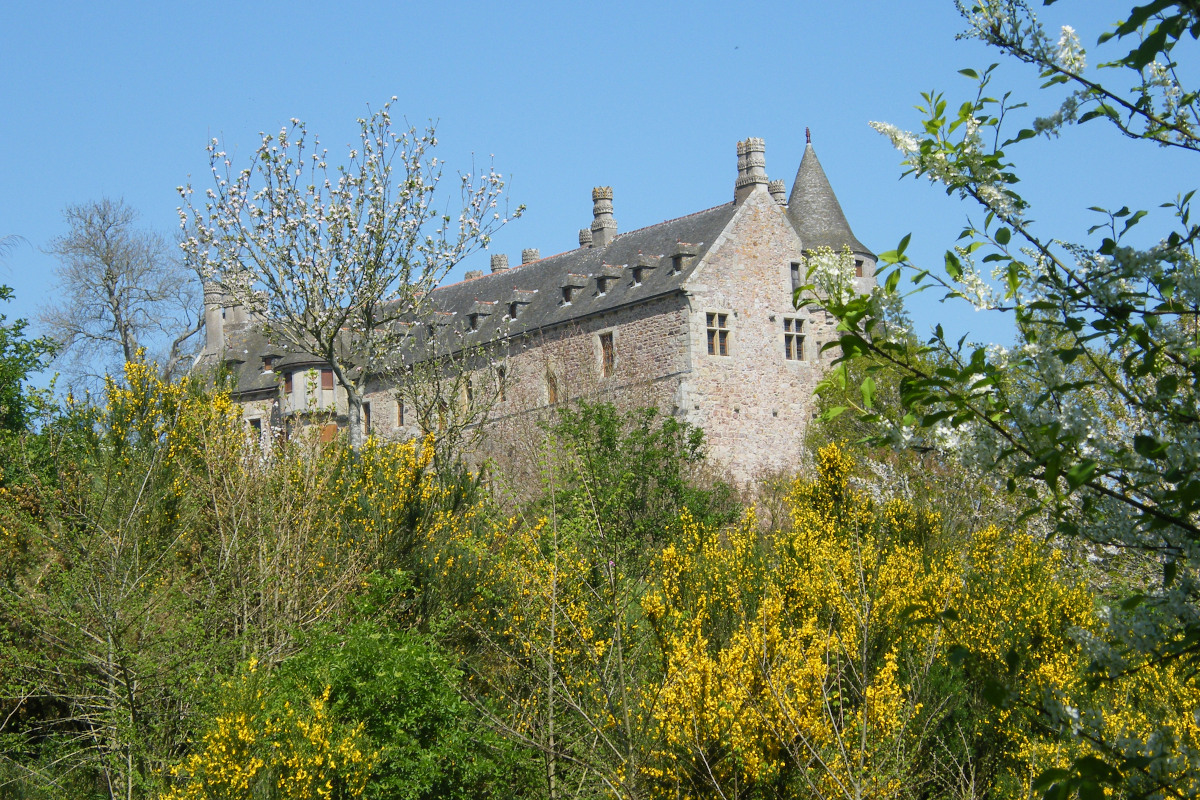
[522,248,540,264]
[735,137,769,203]
[490,254,509,272]
[590,186,618,247]
[769,179,787,205]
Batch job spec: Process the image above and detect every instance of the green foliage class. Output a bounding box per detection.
[827,1,1200,796]
[542,400,738,553]
[268,598,532,800]
[0,286,53,436]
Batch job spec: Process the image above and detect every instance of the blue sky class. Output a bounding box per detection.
[2,0,1193,386]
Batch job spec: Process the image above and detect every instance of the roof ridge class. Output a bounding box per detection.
[438,201,734,290]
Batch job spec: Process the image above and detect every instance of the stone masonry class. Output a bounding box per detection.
[208,133,876,485]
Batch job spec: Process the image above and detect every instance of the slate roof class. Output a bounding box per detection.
[431,201,738,344]
[221,201,739,397]
[786,142,874,258]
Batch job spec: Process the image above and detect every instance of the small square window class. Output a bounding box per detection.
[784,317,806,361]
[706,312,730,357]
[855,259,864,278]
[321,369,334,390]
[599,332,615,377]
[790,262,802,292]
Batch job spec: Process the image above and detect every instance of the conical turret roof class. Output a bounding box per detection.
[786,135,873,257]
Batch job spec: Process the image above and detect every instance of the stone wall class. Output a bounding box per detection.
[680,187,868,485]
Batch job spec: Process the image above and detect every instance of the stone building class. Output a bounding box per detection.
[206,133,875,485]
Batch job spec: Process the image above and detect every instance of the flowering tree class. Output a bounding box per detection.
[817,1,1200,795]
[179,100,520,450]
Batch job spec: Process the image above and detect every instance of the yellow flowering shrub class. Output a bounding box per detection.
[164,660,375,800]
[642,444,949,800]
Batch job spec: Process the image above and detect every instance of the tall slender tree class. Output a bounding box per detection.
[43,198,204,387]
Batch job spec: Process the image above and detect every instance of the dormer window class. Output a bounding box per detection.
[597,277,612,296]
[468,314,481,331]
[262,356,275,373]
[509,289,536,320]
[669,247,697,275]
[561,275,586,306]
[632,266,645,286]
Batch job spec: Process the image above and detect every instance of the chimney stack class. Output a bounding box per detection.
[490,254,509,272]
[590,186,617,247]
[735,137,768,203]
[579,228,593,248]
[769,179,787,205]
[522,248,540,264]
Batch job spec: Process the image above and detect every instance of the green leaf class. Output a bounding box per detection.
[860,376,877,409]
[1032,769,1072,793]
[944,250,963,279]
[885,268,901,293]
[995,226,1011,245]
[1065,460,1098,493]
[958,68,980,79]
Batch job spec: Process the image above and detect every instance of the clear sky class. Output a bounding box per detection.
[2,0,1193,387]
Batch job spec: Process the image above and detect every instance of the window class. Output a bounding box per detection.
[284,372,294,394]
[509,301,519,319]
[706,312,730,356]
[321,369,334,390]
[397,397,405,426]
[784,317,805,360]
[671,255,684,274]
[562,285,575,305]
[596,276,612,296]
[262,356,275,373]
[546,370,559,404]
[632,266,645,286]
[496,365,507,401]
[363,401,372,432]
[465,377,474,406]
[790,262,802,292]
[320,423,338,443]
[855,259,864,278]
[599,332,615,377]
[468,314,481,331]
[248,418,262,435]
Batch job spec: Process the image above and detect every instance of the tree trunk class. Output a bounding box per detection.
[346,388,365,452]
